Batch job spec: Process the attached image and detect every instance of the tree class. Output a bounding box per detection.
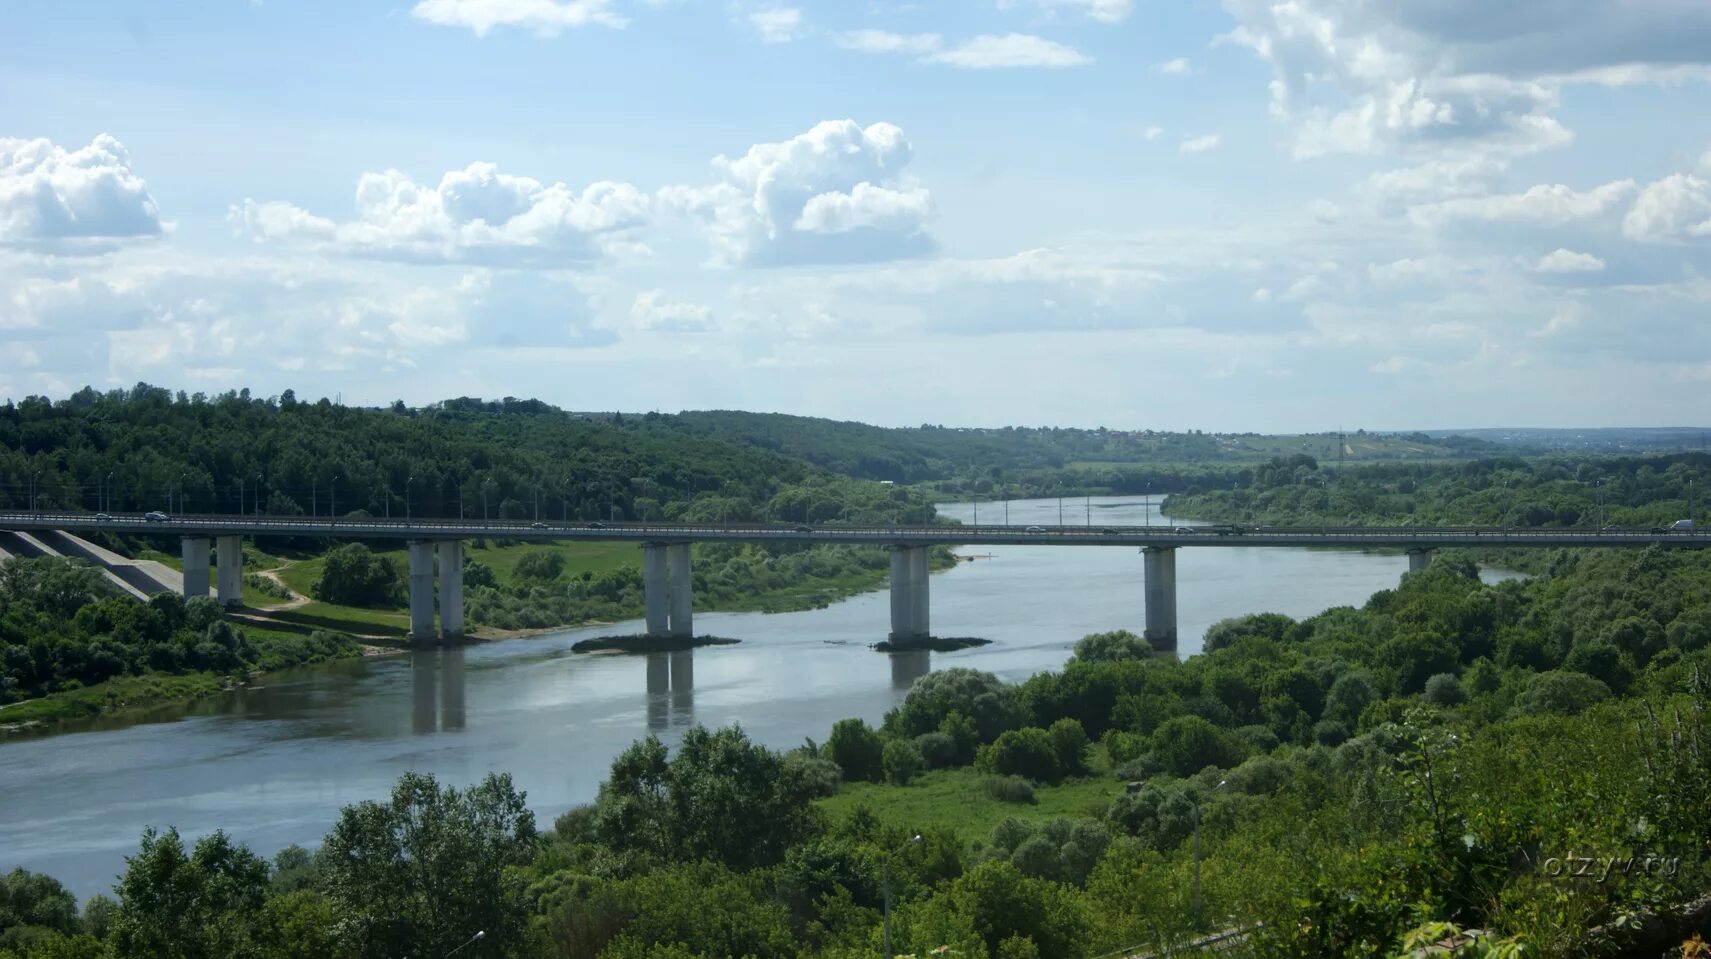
[514,551,565,582]
[883,738,925,785]
[311,543,401,607]
[826,718,885,782]
[318,772,538,959]
[1070,630,1150,663]
[1324,670,1378,725]
[1046,718,1090,777]
[1421,673,1467,707]
[112,828,271,959]
[1148,715,1247,777]
[1513,671,1610,716]
[0,869,80,947]
[981,728,1063,784]
[885,668,1026,742]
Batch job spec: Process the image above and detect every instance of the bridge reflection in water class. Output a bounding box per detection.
[890,649,930,689]
[411,647,466,735]
[645,650,696,733]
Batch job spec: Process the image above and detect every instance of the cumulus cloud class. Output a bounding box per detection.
[1220,0,1711,157]
[232,161,650,266]
[0,134,162,249]
[1144,126,1165,141]
[660,119,935,267]
[748,7,802,43]
[1534,249,1605,273]
[1623,155,1711,242]
[1155,57,1191,76]
[925,34,1090,69]
[409,0,625,35]
[1179,134,1222,154]
[629,290,715,332]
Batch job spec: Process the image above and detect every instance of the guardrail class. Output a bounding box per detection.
[0,511,1705,549]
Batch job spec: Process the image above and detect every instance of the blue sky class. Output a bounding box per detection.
[4,0,1711,430]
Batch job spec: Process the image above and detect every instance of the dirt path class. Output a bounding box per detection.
[252,565,311,609]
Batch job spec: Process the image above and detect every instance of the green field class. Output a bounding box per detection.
[271,539,637,598]
[816,767,1126,847]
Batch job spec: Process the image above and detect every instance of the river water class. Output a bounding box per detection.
[0,496,1515,897]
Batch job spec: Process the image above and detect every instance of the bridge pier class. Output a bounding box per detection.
[889,546,931,644]
[668,543,693,639]
[1407,548,1435,576]
[407,540,437,645]
[642,544,670,636]
[437,540,464,641]
[215,535,243,607]
[181,537,211,599]
[1143,546,1177,652]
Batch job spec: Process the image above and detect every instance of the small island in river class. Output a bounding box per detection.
[570,634,742,654]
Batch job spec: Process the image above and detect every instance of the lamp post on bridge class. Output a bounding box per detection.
[29,469,40,512]
[405,475,413,520]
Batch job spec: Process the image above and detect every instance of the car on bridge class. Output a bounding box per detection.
[95,512,112,521]
[794,525,813,532]
[530,522,548,529]
[1673,519,1695,530]
[588,521,606,529]
[1025,525,1046,532]
[144,511,169,522]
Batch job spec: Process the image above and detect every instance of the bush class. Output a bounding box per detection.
[1421,672,1467,706]
[1112,755,1165,781]
[1047,718,1090,777]
[1513,671,1611,716]
[914,731,960,769]
[781,754,842,798]
[981,728,1063,784]
[1070,630,1150,663]
[883,738,925,785]
[1102,728,1145,766]
[1324,670,1377,725]
[1148,715,1248,777]
[825,718,885,782]
[983,776,1037,804]
[885,668,1026,742]
[514,551,565,582]
[1312,719,1350,747]
[311,543,401,607]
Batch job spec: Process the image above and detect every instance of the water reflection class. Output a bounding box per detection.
[889,649,930,689]
[411,648,467,735]
[644,651,696,733]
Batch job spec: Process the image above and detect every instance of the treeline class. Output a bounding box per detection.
[0,557,357,710]
[7,543,1711,957]
[0,385,922,524]
[1166,451,1711,529]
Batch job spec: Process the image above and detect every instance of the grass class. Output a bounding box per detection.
[272,540,637,598]
[817,766,1125,847]
[0,672,231,728]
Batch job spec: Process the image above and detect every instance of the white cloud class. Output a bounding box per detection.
[232,161,650,266]
[629,290,715,332]
[925,34,1091,69]
[1623,165,1711,243]
[409,0,625,36]
[660,119,935,267]
[1412,179,1636,227]
[0,134,162,249]
[1155,57,1191,76]
[1534,249,1605,273]
[1179,134,1222,154]
[835,29,942,55]
[1036,0,1131,23]
[1144,126,1165,141]
[748,7,802,43]
[1219,0,1711,157]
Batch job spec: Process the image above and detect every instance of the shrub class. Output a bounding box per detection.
[1324,670,1377,725]
[825,718,885,782]
[981,728,1063,784]
[1312,719,1350,747]
[312,543,401,607]
[781,754,842,798]
[914,731,959,769]
[514,551,565,582]
[1046,718,1090,777]
[1070,630,1150,663]
[1513,671,1611,716]
[1101,728,1145,766]
[1148,715,1248,777]
[885,668,1026,742]
[1112,755,1165,782]
[983,776,1037,804]
[1421,672,1467,706]
[883,738,925,786]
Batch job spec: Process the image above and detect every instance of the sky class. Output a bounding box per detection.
[3,0,1711,431]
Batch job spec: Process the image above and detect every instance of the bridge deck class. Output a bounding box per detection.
[1,512,1704,549]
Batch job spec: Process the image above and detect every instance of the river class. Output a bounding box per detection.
[0,496,1517,897]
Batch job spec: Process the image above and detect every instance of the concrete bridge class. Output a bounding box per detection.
[3,511,1705,651]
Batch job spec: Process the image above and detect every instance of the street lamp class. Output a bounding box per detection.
[253,474,262,516]
[445,930,485,957]
[883,834,922,959]
[104,470,114,512]
[29,469,41,512]
[406,475,413,520]
[1192,780,1227,930]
